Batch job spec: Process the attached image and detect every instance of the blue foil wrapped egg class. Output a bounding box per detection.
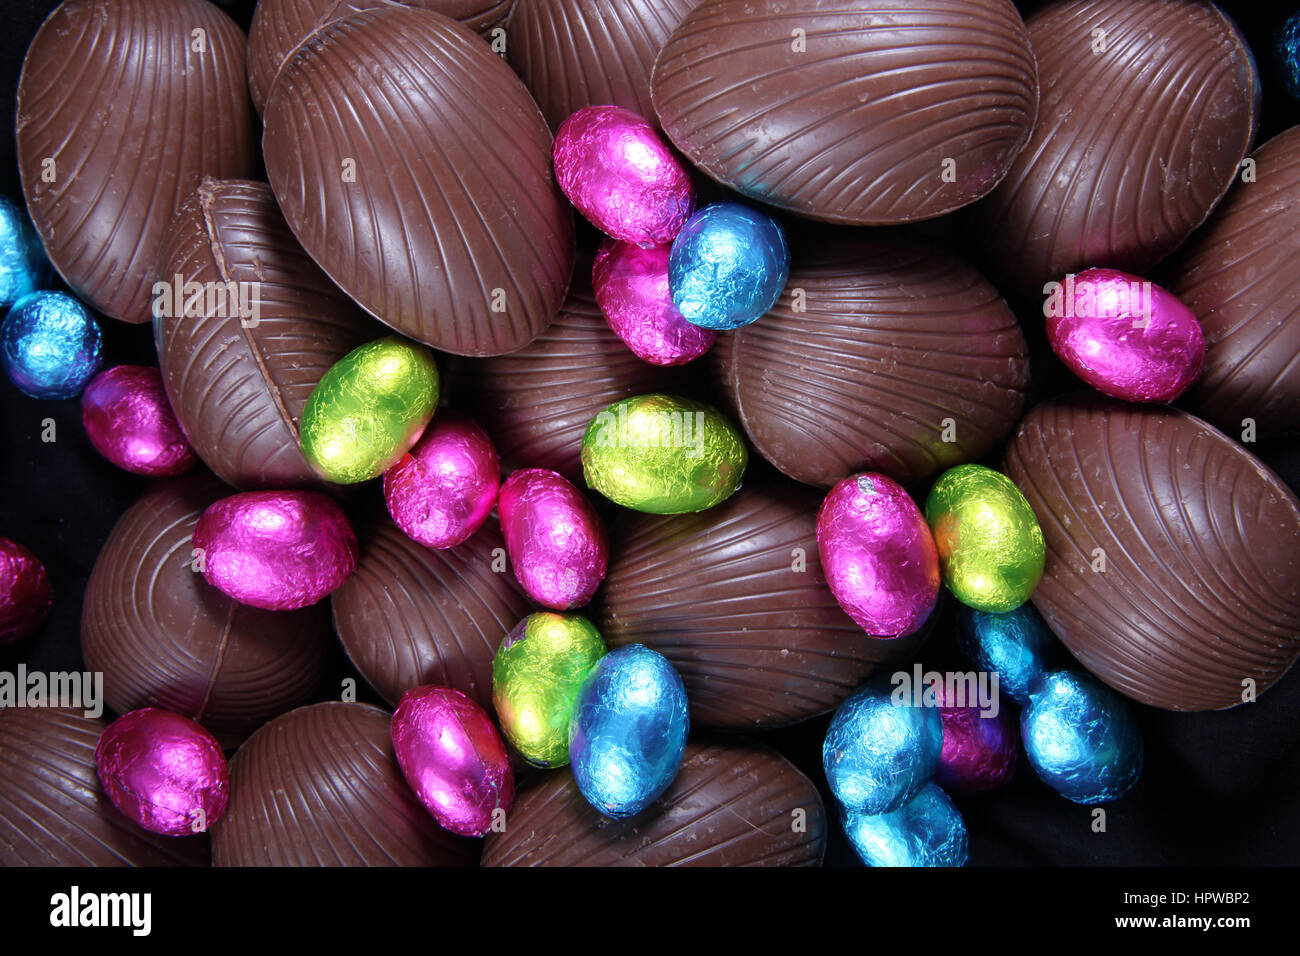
[822,674,943,815]
[1278,12,1300,99]
[1,291,102,399]
[668,202,789,330]
[842,783,968,867]
[958,603,1060,705]
[0,197,48,309]
[1021,670,1143,804]
[568,643,689,817]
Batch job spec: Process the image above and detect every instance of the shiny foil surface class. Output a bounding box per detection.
[592,238,716,365]
[300,335,439,484]
[81,365,196,477]
[668,202,789,330]
[925,464,1045,612]
[497,468,609,609]
[842,783,969,867]
[94,707,229,837]
[383,409,500,549]
[958,603,1060,705]
[933,686,1017,796]
[1022,671,1143,805]
[493,612,607,767]
[391,685,514,837]
[817,473,941,638]
[552,105,695,245]
[1046,268,1205,402]
[1,291,101,399]
[0,196,47,309]
[192,491,358,611]
[581,393,747,513]
[822,675,943,815]
[0,536,51,644]
[569,643,689,817]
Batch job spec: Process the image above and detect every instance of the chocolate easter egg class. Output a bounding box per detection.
[17,0,255,322]
[262,6,574,356]
[652,0,1038,225]
[1004,396,1300,711]
[711,236,1028,487]
[970,0,1260,295]
[155,178,375,490]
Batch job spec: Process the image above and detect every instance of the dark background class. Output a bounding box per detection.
[1,0,1298,867]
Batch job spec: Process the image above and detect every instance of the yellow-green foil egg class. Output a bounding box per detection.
[493,612,606,767]
[925,464,1045,612]
[580,393,747,513]
[300,336,439,484]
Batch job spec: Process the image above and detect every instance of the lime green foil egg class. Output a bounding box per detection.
[300,336,439,484]
[924,464,1045,612]
[493,612,607,767]
[580,393,747,513]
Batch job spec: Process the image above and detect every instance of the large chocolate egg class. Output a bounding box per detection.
[213,703,478,866]
[711,236,1028,488]
[594,476,931,728]
[652,0,1038,225]
[1004,396,1300,711]
[155,178,375,490]
[81,474,331,748]
[970,0,1260,295]
[483,739,826,866]
[1171,126,1300,437]
[262,7,574,356]
[17,0,255,322]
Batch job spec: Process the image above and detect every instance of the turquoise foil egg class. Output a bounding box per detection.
[842,783,968,867]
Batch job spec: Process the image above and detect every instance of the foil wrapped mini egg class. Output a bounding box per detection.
[552,105,696,245]
[299,335,439,484]
[493,612,607,768]
[94,708,229,837]
[569,643,689,817]
[592,238,716,366]
[822,674,943,815]
[1021,671,1143,804]
[0,196,48,309]
[958,603,1060,705]
[1045,268,1205,402]
[0,536,51,645]
[383,409,500,549]
[1,291,101,399]
[925,464,1045,612]
[81,365,196,477]
[668,202,789,330]
[817,473,940,638]
[842,783,968,867]
[498,468,609,610]
[192,491,358,611]
[932,685,1017,796]
[391,685,514,837]
[581,393,747,513]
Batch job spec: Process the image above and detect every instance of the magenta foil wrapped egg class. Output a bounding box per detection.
[498,468,609,610]
[553,105,696,246]
[1044,268,1205,402]
[817,473,940,638]
[384,410,501,549]
[932,686,1017,796]
[0,536,51,645]
[592,238,716,366]
[81,365,196,476]
[391,685,514,837]
[94,708,229,836]
[192,491,357,611]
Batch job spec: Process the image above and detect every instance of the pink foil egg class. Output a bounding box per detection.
[1044,268,1206,402]
[391,685,514,838]
[498,467,609,610]
[383,410,501,549]
[94,708,229,836]
[932,686,1018,796]
[0,536,51,644]
[592,238,716,366]
[553,105,696,246]
[192,491,357,611]
[817,473,940,638]
[81,365,196,476]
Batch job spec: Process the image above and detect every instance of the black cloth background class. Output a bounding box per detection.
[0,0,1297,867]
